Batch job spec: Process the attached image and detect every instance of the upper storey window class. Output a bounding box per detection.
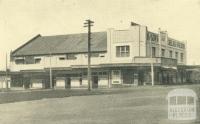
[91,53,99,57]
[15,58,25,64]
[15,57,42,64]
[152,47,156,57]
[181,53,184,62]
[59,54,77,60]
[160,32,167,41]
[175,52,179,60]
[116,45,130,57]
[161,49,165,57]
[147,32,158,42]
[168,40,173,46]
[67,54,76,60]
[34,58,41,64]
[168,39,185,49]
[169,51,173,58]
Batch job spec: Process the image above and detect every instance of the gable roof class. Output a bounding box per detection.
[12,32,107,56]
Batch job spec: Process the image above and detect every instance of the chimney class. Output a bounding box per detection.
[131,22,140,26]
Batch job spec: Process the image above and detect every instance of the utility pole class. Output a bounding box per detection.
[151,63,154,86]
[150,35,154,86]
[49,52,53,89]
[84,19,94,91]
[5,53,8,90]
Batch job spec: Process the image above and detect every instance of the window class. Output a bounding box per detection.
[175,52,178,60]
[169,51,173,58]
[25,56,34,64]
[91,53,99,57]
[161,49,165,57]
[112,70,120,78]
[15,59,25,64]
[180,44,185,49]
[116,45,130,57]
[173,41,177,47]
[152,47,156,57]
[59,57,66,60]
[161,33,166,41]
[102,72,107,75]
[34,58,41,64]
[147,32,159,42]
[181,53,184,62]
[66,54,76,60]
[168,40,173,46]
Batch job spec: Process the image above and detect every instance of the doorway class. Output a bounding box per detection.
[92,76,98,88]
[65,78,71,89]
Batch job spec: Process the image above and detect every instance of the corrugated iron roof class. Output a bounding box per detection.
[12,32,107,56]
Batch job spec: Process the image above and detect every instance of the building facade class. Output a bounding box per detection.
[0,71,11,89]
[10,22,187,89]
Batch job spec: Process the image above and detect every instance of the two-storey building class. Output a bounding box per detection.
[10,22,187,89]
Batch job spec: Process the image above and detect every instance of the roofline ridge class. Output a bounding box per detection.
[41,31,106,37]
[11,34,41,56]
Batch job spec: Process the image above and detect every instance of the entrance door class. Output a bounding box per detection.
[133,73,139,85]
[65,78,71,89]
[92,76,98,88]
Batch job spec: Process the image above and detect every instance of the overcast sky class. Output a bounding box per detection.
[0,0,200,70]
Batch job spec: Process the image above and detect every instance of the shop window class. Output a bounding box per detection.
[92,72,98,76]
[112,70,120,78]
[99,72,103,75]
[113,70,120,75]
[102,72,107,75]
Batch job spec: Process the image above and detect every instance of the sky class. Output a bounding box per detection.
[0,0,200,70]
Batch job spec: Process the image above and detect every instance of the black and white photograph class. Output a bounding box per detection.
[0,0,200,123]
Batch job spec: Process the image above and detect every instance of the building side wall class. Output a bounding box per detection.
[107,25,147,64]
